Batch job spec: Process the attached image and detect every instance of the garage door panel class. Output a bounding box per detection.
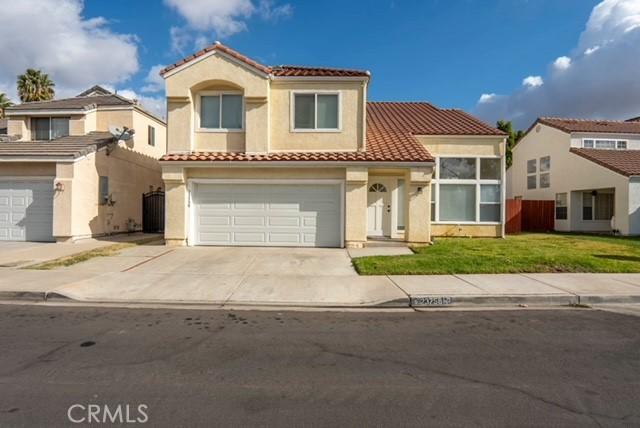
[0,180,54,242]
[193,183,341,247]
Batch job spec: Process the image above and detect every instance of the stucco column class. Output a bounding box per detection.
[345,167,368,248]
[245,97,269,153]
[52,162,74,242]
[163,166,188,246]
[405,167,432,245]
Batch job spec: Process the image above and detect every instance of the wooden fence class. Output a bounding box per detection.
[505,199,555,234]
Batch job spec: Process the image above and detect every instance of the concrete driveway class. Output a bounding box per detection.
[52,246,407,307]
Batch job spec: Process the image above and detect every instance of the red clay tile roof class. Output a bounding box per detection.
[270,65,369,78]
[160,42,369,78]
[367,102,506,136]
[570,148,640,177]
[540,117,640,134]
[161,102,505,163]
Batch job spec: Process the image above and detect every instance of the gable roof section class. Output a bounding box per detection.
[628,116,640,122]
[366,102,506,136]
[570,148,640,177]
[160,42,369,78]
[77,85,113,97]
[538,117,640,135]
[0,132,115,160]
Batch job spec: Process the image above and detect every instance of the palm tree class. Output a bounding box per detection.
[17,69,55,102]
[0,93,13,118]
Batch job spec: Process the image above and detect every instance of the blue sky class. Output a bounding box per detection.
[83,0,598,109]
[1,0,638,128]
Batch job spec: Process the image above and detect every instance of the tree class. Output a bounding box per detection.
[497,120,524,168]
[17,69,55,102]
[0,93,13,118]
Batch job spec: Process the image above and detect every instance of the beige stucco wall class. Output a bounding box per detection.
[6,116,28,139]
[53,147,163,241]
[130,109,167,158]
[418,135,504,157]
[269,81,365,152]
[432,224,501,237]
[508,123,631,234]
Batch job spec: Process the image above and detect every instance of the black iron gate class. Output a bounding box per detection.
[142,190,165,233]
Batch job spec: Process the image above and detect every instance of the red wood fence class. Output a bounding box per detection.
[506,199,555,234]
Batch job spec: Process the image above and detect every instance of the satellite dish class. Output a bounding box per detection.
[108,125,135,141]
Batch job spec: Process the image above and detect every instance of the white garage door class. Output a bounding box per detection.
[192,182,342,247]
[0,179,54,242]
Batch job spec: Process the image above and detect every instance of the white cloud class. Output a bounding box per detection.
[165,0,254,37]
[141,65,166,93]
[165,0,292,53]
[0,0,139,102]
[107,87,166,121]
[478,93,498,104]
[475,0,640,129]
[522,75,544,88]
[584,45,601,55]
[553,56,572,71]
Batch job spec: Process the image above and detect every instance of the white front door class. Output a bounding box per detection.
[0,179,54,242]
[367,180,391,237]
[192,182,342,247]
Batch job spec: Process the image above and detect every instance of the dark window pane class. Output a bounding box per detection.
[480,204,501,222]
[439,158,476,179]
[583,207,593,221]
[480,158,500,179]
[294,94,315,129]
[32,118,50,140]
[556,207,568,220]
[317,94,338,129]
[200,95,220,128]
[527,175,536,189]
[221,94,243,129]
[51,118,69,139]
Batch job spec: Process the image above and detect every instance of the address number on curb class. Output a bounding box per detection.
[412,296,453,306]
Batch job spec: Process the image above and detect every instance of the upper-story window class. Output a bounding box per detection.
[197,92,243,131]
[292,92,340,131]
[582,139,627,150]
[31,117,69,140]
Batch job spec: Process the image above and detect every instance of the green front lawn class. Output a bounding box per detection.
[353,233,640,275]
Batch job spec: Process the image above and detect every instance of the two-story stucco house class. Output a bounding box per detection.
[160,43,506,248]
[507,117,640,235]
[0,86,166,242]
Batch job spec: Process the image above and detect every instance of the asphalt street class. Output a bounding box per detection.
[0,305,638,427]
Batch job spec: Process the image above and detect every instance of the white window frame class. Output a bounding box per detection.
[431,156,503,225]
[555,193,568,220]
[195,91,245,133]
[290,90,342,133]
[582,138,628,150]
[526,158,537,190]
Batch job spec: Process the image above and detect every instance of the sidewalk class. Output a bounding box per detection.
[2,269,640,308]
[390,273,640,307]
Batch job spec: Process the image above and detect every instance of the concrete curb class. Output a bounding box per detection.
[0,290,638,310]
[410,294,579,308]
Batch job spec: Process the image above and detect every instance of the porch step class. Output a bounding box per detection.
[365,239,409,248]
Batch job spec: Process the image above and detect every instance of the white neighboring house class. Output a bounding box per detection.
[507,117,640,235]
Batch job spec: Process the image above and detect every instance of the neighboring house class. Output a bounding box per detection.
[0,86,166,242]
[160,42,506,248]
[507,117,640,235]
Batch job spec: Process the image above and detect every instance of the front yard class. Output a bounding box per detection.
[353,233,640,275]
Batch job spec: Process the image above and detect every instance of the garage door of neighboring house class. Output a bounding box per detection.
[191,182,343,247]
[0,179,54,242]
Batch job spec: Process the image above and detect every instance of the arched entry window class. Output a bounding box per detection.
[368,183,387,193]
